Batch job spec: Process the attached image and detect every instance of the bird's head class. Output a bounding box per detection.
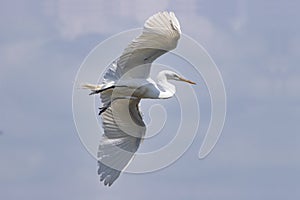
[162,70,196,85]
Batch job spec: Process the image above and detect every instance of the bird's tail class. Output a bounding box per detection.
[81,83,103,90]
[82,82,116,115]
[81,83,115,95]
[81,83,103,95]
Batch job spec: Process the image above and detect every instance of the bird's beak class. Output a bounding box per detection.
[179,77,196,85]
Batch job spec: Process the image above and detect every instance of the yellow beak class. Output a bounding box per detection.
[179,77,196,85]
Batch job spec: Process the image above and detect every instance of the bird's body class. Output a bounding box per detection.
[83,11,195,186]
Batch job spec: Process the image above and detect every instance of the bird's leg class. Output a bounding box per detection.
[98,107,108,115]
[89,85,129,95]
[89,86,115,95]
[99,101,111,115]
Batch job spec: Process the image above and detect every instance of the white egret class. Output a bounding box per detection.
[83,11,196,186]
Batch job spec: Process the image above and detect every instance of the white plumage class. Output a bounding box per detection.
[83,11,195,186]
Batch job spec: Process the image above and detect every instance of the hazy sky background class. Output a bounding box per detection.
[1,0,299,199]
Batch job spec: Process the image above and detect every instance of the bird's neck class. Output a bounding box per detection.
[157,74,176,99]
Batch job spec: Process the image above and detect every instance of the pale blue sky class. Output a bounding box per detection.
[0,0,299,199]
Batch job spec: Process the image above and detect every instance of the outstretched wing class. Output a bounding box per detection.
[97,11,180,186]
[97,98,146,186]
[103,11,181,83]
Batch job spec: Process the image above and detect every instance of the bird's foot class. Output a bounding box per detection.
[89,85,116,95]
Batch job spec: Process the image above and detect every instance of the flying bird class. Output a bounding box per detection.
[83,11,196,186]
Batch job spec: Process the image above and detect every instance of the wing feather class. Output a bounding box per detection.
[97,98,145,186]
[104,11,181,81]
